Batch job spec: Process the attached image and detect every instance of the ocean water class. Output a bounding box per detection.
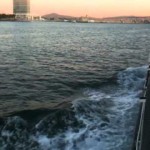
[0,22,150,150]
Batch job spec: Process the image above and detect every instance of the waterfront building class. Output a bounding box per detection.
[13,0,31,21]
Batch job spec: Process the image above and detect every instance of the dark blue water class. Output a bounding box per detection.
[0,22,150,150]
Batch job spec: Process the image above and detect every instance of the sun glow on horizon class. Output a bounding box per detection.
[0,0,150,18]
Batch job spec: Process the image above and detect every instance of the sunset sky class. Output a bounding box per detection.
[0,0,150,18]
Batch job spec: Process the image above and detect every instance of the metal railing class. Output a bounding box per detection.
[135,64,150,150]
[136,98,146,150]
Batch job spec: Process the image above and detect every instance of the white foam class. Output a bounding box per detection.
[34,66,147,150]
[37,135,51,150]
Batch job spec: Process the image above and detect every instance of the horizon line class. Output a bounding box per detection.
[0,12,150,19]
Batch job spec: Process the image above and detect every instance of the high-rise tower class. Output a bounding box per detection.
[13,0,31,20]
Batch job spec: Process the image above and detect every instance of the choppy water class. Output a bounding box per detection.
[0,22,150,150]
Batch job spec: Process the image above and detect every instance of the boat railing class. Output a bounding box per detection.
[135,64,150,150]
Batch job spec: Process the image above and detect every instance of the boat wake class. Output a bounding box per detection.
[0,66,147,150]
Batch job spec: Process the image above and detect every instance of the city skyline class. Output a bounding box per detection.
[0,0,150,18]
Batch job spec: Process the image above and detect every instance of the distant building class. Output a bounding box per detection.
[13,0,31,21]
[88,20,95,23]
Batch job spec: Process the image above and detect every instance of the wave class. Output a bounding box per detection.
[117,66,147,91]
[0,66,147,150]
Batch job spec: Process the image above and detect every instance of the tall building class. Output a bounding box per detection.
[13,0,31,21]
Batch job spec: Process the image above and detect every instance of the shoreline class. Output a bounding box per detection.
[0,20,150,24]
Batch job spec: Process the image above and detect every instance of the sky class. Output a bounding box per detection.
[0,0,150,18]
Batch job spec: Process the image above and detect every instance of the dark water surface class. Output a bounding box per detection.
[0,22,149,115]
[0,22,150,150]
